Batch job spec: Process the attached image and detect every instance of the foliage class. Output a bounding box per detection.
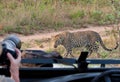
[0,0,120,34]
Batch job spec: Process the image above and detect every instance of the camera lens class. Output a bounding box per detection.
[3,35,21,49]
[0,34,21,65]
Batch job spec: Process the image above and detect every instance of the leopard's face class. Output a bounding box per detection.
[53,34,64,48]
[54,39,60,48]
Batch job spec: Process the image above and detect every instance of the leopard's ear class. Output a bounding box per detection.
[62,31,70,35]
[51,34,59,40]
[55,34,60,38]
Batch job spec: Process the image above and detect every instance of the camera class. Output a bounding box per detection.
[0,34,21,65]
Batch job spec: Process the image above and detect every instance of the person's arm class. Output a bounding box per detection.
[7,48,21,82]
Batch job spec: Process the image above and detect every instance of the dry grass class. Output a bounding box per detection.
[0,0,120,35]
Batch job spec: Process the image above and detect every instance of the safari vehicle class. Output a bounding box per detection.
[1,50,120,82]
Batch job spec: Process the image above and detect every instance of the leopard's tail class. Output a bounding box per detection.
[100,39,119,51]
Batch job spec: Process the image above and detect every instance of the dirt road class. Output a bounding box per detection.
[16,25,117,42]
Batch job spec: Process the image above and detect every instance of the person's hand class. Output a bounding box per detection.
[7,48,21,82]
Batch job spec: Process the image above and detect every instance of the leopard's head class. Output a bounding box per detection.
[52,31,70,48]
[53,34,64,48]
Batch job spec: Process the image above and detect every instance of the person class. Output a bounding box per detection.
[0,48,21,82]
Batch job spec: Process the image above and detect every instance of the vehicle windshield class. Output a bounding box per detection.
[0,0,120,82]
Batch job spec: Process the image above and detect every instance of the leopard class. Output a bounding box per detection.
[53,30,118,58]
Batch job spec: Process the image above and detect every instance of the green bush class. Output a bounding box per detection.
[70,10,85,19]
[90,10,103,22]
